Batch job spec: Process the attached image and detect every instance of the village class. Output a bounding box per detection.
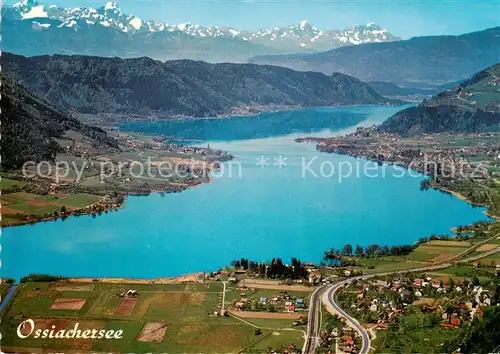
[338,273,497,329]
[2,214,500,353]
[116,133,232,162]
[298,129,499,184]
[331,269,499,353]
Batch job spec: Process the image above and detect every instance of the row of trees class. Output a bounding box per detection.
[231,257,308,279]
[323,227,491,265]
[323,243,415,263]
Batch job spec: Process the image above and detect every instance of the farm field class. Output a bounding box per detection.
[473,251,500,266]
[244,329,304,353]
[350,234,498,275]
[357,258,427,274]
[0,177,26,189]
[0,280,306,353]
[427,265,495,282]
[406,240,471,262]
[0,191,103,226]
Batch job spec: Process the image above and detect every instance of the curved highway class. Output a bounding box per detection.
[302,245,500,354]
[324,263,453,354]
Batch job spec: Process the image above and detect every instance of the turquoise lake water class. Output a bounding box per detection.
[2,106,490,280]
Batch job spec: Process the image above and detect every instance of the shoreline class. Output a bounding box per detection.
[431,185,499,220]
[296,133,500,223]
[62,272,207,284]
[116,102,409,126]
[2,156,230,229]
[5,109,495,283]
[432,185,500,221]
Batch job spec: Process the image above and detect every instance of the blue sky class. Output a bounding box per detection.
[11,0,500,38]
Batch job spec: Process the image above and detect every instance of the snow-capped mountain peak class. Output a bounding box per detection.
[4,1,400,51]
[13,0,38,8]
[104,1,118,10]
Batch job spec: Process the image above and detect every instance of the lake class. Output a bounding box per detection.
[2,106,490,280]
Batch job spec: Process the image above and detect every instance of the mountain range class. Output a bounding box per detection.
[250,27,500,86]
[379,63,500,135]
[1,52,396,119]
[3,0,399,62]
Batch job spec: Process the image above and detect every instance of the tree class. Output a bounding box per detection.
[449,277,455,289]
[443,301,454,322]
[325,314,342,333]
[323,248,341,265]
[424,312,441,327]
[355,244,364,257]
[342,244,353,256]
[492,284,500,305]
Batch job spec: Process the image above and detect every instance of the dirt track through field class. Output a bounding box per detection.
[229,310,302,319]
[240,280,312,292]
[427,240,470,247]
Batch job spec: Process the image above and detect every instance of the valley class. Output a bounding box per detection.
[1,1,500,352]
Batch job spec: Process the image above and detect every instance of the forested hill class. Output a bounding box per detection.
[1,52,395,119]
[378,63,500,135]
[1,76,118,170]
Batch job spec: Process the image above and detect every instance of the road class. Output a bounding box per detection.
[221,281,227,312]
[323,263,452,354]
[304,245,500,354]
[463,246,500,262]
[0,285,18,313]
[450,232,500,261]
[302,285,327,354]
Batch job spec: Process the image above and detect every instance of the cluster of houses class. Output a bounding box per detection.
[267,343,300,354]
[163,143,231,159]
[117,134,231,160]
[343,274,496,331]
[319,326,360,353]
[318,129,499,184]
[233,290,307,313]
